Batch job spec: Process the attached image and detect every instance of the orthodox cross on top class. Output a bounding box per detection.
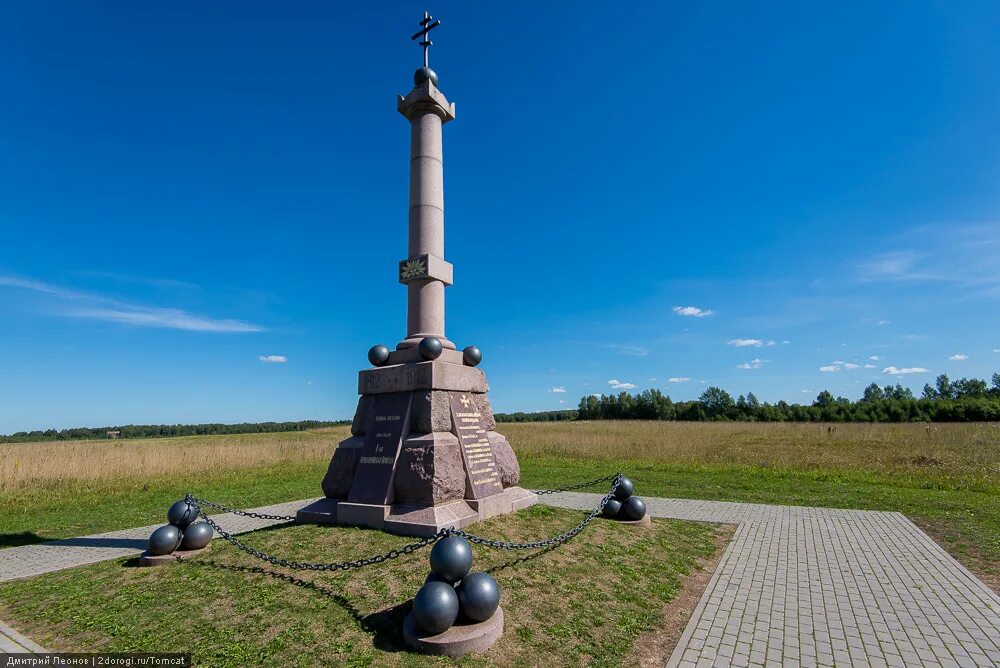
[411,11,441,68]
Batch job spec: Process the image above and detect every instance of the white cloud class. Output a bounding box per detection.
[559,399,566,404]
[948,354,968,361]
[672,305,714,317]
[819,365,840,372]
[647,377,658,381]
[869,355,881,361]
[259,355,287,363]
[833,360,845,365]
[878,320,891,326]
[883,366,930,375]
[549,386,567,393]
[994,349,1000,353]
[801,389,810,393]
[72,308,263,333]
[864,364,877,369]
[607,379,637,390]
[737,358,766,370]
[844,363,861,370]
[605,343,649,357]
[782,340,791,345]
[728,338,776,348]
[667,377,691,383]
[0,274,263,333]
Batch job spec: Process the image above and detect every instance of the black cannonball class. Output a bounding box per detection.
[462,345,482,367]
[147,524,183,556]
[613,476,634,501]
[179,521,213,550]
[429,534,473,584]
[412,581,459,635]
[425,572,460,588]
[456,572,501,622]
[602,498,623,519]
[167,500,199,529]
[367,344,390,367]
[418,336,444,361]
[622,495,647,521]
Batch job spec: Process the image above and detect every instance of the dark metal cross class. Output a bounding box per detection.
[410,11,441,68]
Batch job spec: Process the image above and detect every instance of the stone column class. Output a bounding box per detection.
[396,76,456,350]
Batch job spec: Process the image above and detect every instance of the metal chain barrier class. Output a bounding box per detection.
[182,472,622,569]
[185,494,298,522]
[451,472,623,551]
[186,493,445,572]
[531,471,620,496]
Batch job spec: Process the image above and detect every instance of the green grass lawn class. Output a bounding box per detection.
[0,506,721,668]
[2,451,998,589]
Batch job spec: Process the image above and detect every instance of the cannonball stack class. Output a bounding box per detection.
[141,499,214,565]
[410,534,501,635]
[601,476,649,524]
[404,533,504,656]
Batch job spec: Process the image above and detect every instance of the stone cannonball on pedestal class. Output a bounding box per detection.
[147,524,183,556]
[456,572,501,622]
[613,477,634,501]
[418,337,444,361]
[368,344,391,367]
[167,500,199,529]
[462,345,482,367]
[179,521,213,550]
[429,534,473,584]
[602,498,623,519]
[412,581,460,635]
[621,496,647,521]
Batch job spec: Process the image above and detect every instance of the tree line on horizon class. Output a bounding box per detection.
[574,373,1000,423]
[0,420,349,444]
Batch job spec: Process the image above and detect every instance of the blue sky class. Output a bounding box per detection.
[2,2,999,433]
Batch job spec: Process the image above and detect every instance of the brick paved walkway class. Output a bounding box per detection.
[547,493,1000,668]
[0,498,318,583]
[3,494,1000,666]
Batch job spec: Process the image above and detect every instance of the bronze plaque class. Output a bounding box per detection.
[348,392,412,505]
[449,392,503,499]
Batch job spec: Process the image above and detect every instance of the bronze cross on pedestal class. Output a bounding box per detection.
[411,11,441,68]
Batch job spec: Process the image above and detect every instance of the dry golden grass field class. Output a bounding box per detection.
[3,421,998,489]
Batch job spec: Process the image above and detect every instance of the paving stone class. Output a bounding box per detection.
[545,493,1000,668]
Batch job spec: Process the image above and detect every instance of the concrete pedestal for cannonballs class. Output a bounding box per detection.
[613,515,652,528]
[138,544,211,567]
[402,606,504,657]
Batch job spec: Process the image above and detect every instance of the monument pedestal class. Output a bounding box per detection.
[296,359,538,537]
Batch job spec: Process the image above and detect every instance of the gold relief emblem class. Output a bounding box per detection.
[400,258,427,280]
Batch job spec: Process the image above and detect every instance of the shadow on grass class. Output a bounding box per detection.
[184,559,411,653]
[486,542,561,575]
[0,532,46,549]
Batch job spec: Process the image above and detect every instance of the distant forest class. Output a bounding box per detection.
[577,373,1000,423]
[0,420,348,444]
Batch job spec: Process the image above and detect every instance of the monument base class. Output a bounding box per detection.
[138,544,211,567]
[296,487,538,537]
[402,606,505,657]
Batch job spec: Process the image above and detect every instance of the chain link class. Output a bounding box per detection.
[451,472,623,551]
[182,472,622,568]
[531,471,620,496]
[186,495,445,572]
[185,494,298,522]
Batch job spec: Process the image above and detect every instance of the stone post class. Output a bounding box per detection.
[396,77,456,351]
